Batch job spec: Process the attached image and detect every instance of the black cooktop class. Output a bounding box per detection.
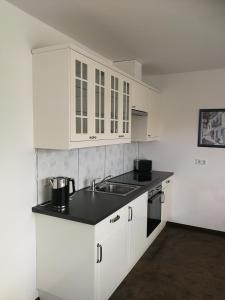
[110,170,164,186]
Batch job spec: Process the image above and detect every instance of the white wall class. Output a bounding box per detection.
[0,1,104,299]
[141,69,225,232]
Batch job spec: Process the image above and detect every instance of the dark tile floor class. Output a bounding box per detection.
[110,223,225,300]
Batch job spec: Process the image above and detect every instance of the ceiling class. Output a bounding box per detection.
[7,0,225,75]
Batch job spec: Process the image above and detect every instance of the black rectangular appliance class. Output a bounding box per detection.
[147,184,164,237]
[134,159,152,173]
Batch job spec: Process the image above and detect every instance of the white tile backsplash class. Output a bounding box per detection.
[105,144,124,177]
[37,149,78,203]
[123,143,138,173]
[78,146,105,189]
[37,143,140,203]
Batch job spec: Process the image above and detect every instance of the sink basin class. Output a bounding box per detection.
[87,182,140,196]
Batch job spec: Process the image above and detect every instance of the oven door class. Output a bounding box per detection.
[147,191,164,237]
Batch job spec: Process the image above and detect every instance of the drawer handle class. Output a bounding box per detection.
[119,135,124,138]
[110,215,120,223]
[97,243,103,263]
[128,206,133,222]
[148,134,151,137]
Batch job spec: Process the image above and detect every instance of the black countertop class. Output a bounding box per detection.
[32,170,173,225]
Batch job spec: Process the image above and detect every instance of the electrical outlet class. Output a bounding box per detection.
[195,159,206,165]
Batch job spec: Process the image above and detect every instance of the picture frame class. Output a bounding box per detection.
[198,109,225,148]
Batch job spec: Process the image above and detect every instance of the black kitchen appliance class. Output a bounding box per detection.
[147,184,164,237]
[48,177,75,211]
[134,159,152,173]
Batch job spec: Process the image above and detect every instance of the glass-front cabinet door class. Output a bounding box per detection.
[107,71,131,140]
[93,64,110,140]
[109,72,120,138]
[70,51,91,141]
[121,78,131,139]
[70,50,131,142]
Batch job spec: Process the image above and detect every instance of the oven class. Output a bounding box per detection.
[147,184,164,237]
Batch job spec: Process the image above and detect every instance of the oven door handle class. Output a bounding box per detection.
[149,191,164,204]
[160,191,165,203]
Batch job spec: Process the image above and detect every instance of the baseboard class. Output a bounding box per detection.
[167,221,225,237]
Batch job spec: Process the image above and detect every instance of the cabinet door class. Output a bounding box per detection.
[121,79,131,139]
[132,81,149,112]
[95,207,128,300]
[128,193,148,269]
[93,64,110,140]
[147,89,160,139]
[108,71,121,139]
[161,177,173,225]
[70,51,92,141]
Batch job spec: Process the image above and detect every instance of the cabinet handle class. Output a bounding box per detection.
[148,134,151,137]
[166,180,170,184]
[119,135,124,138]
[89,136,93,139]
[128,206,133,222]
[160,191,165,203]
[97,243,103,263]
[110,215,120,223]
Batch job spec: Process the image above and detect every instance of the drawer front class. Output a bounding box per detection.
[95,205,128,239]
[162,176,173,190]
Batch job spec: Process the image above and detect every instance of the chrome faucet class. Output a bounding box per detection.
[91,175,112,191]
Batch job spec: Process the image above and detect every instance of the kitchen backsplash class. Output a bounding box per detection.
[37,143,139,203]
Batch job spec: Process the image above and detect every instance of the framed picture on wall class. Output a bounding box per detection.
[198,109,225,148]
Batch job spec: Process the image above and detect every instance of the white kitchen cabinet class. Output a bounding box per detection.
[131,81,149,112]
[70,51,93,141]
[34,186,170,300]
[121,77,132,139]
[108,71,131,140]
[131,88,160,142]
[147,89,160,140]
[33,45,132,149]
[127,193,148,269]
[161,177,173,225]
[95,206,128,300]
[92,63,110,140]
[35,206,128,300]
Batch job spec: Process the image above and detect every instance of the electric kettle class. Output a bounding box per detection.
[48,177,75,210]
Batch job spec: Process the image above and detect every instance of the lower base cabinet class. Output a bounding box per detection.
[35,191,167,300]
[95,206,128,300]
[128,193,148,270]
[161,177,173,225]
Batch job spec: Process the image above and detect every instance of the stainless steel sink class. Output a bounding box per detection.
[87,182,140,196]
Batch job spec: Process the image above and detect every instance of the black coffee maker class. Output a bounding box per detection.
[48,177,75,210]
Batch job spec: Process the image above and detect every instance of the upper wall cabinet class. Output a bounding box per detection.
[147,89,160,140]
[131,81,149,112]
[108,71,131,140]
[33,47,132,149]
[131,88,160,142]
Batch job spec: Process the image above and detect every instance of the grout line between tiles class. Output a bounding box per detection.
[104,145,106,177]
[123,144,125,173]
[77,149,80,190]
[138,142,139,159]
